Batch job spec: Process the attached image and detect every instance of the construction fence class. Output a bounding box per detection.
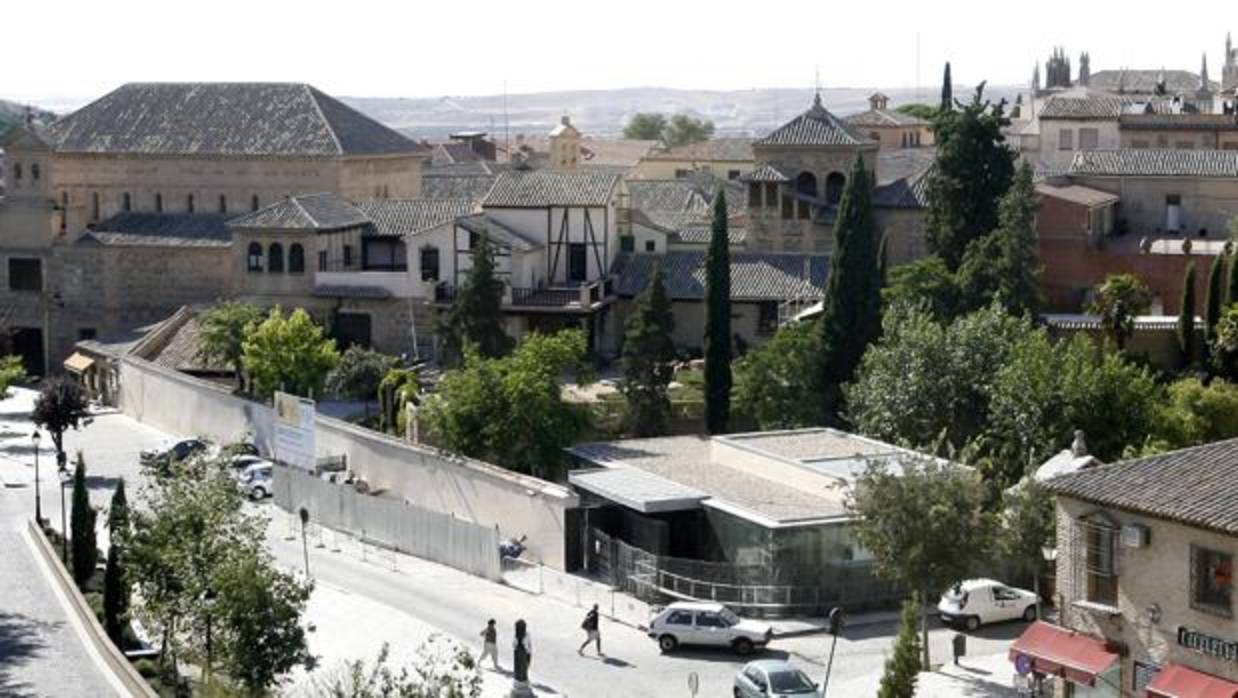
[273,465,502,581]
[501,556,655,630]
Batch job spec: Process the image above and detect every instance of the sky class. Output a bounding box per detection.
[5,0,1235,108]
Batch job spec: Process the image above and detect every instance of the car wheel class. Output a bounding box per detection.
[250,487,267,500]
[733,637,755,656]
[1023,605,1037,622]
[658,635,678,653]
[964,616,980,632]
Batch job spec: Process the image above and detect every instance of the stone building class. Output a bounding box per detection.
[842,93,934,151]
[1010,440,1238,697]
[631,138,756,181]
[0,82,429,374]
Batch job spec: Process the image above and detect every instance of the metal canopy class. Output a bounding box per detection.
[569,467,707,514]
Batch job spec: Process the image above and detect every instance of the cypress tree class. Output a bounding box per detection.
[103,480,130,645]
[621,265,676,437]
[1179,263,1198,367]
[819,155,882,426]
[70,452,97,585]
[878,232,890,289]
[878,593,923,698]
[439,235,513,364]
[1228,254,1238,305]
[704,191,732,434]
[955,162,1043,316]
[940,62,953,112]
[1205,254,1225,369]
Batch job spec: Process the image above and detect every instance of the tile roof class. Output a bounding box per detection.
[455,213,543,252]
[1044,437,1238,534]
[626,179,710,213]
[844,109,927,128]
[1087,69,1213,95]
[354,199,476,237]
[432,142,484,165]
[872,171,931,209]
[1035,183,1120,207]
[227,192,370,231]
[48,83,425,157]
[1118,113,1238,130]
[739,164,790,182]
[671,225,748,246]
[1069,149,1238,177]
[81,212,233,247]
[876,147,937,186]
[500,137,657,167]
[426,161,497,177]
[643,138,754,162]
[756,95,872,147]
[1038,94,1128,120]
[613,251,827,301]
[421,174,498,201]
[483,170,621,208]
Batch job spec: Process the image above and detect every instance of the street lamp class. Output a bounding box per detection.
[31,431,42,525]
[822,606,845,696]
[58,466,71,563]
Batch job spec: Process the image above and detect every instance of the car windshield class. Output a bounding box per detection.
[944,585,968,601]
[719,608,740,625]
[768,669,815,693]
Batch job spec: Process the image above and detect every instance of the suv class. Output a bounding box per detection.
[648,602,773,656]
[937,578,1039,631]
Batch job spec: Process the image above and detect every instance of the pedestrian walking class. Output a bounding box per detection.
[578,603,603,656]
[479,618,500,670]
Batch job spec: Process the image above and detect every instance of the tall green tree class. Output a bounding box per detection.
[1179,263,1199,367]
[1211,304,1238,381]
[925,85,1015,269]
[1228,254,1238,305]
[622,113,668,141]
[1087,273,1153,351]
[103,479,131,645]
[955,162,1043,316]
[878,594,922,698]
[703,191,732,434]
[940,62,953,111]
[197,302,264,379]
[70,452,98,584]
[895,103,938,121]
[1205,255,1225,369]
[440,235,512,364]
[849,454,992,668]
[1146,377,1238,453]
[663,114,716,147]
[1000,478,1056,608]
[819,155,882,426]
[621,265,676,437]
[883,257,960,321]
[241,307,340,399]
[32,376,90,469]
[735,321,822,429]
[377,368,420,436]
[877,232,890,289]
[325,346,397,414]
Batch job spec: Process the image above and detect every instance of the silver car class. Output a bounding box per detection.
[647,602,773,656]
[239,463,274,499]
[734,660,821,698]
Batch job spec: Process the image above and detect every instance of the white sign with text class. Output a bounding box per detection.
[274,391,316,471]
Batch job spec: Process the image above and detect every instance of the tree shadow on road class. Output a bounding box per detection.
[0,611,53,698]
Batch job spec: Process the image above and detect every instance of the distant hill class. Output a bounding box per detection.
[0,98,57,137]
[342,85,1023,142]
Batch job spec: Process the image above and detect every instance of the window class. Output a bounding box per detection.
[727,169,742,180]
[665,611,693,626]
[749,183,762,207]
[825,172,846,205]
[343,244,353,267]
[1080,517,1119,607]
[155,193,163,213]
[219,195,227,214]
[12,162,21,181]
[1058,129,1074,150]
[288,244,305,274]
[362,237,407,271]
[187,194,195,213]
[695,613,728,628]
[765,183,778,209]
[1131,139,1150,149]
[568,242,588,283]
[92,192,101,222]
[8,258,42,292]
[644,240,656,252]
[419,246,440,281]
[247,242,263,272]
[993,586,1022,601]
[1191,545,1233,616]
[123,193,132,212]
[31,163,40,180]
[268,243,284,272]
[318,250,327,272]
[251,194,260,212]
[1078,128,1099,149]
[795,171,818,198]
[77,328,97,341]
[758,301,778,335]
[674,169,690,179]
[620,235,635,253]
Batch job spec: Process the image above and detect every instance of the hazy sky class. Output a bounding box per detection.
[6,0,1235,108]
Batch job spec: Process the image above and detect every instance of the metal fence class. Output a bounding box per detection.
[501,556,655,630]
[273,465,501,581]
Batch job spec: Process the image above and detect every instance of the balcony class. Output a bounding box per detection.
[434,277,615,312]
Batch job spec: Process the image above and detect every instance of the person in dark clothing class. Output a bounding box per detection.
[578,604,602,656]
[514,619,532,682]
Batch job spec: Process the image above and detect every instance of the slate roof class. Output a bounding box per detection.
[227,192,370,231]
[756,95,872,147]
[421,174,498,201]
[1038,95,1128,120]
[47,83,425,157]
[1044,438,1238,535]
[643,138,754,162]
[844,109,927,128]
[1119,113,1238,130]
[483,170,621,208]
[1087,69,1214,95]
[81,212,233,247]
[613,251,827,301]
[354,199,476,237]
[739,164,790,183]
[455,213,543,252]
[1069,149,1238,177]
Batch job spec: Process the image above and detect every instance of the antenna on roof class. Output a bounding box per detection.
[503,80,510,161]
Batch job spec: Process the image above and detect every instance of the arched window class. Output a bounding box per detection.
[288,243,305,274]
[123,193,132,212]
[31,163,40,181]
[420,246,440,281]
[12,163,21,181]
[218,195,227,214]
[247,242,263,272]
[795,171,818,198]
[155,193,164,213]
[268,242,284,273]
[825,172,846,205]
[251,194,260,212]
[187,194,195,213]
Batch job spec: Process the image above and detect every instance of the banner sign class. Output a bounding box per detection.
[274,391,316,471]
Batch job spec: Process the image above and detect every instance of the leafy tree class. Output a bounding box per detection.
[704,191,732,434]
[819,155,882,426]
[621,265,676,437]
[877,593,922,698]
[1205,255,1225,369]
[883,257,960,321]
[103,479,131,645]
[622,113,667,141]
[849,454,992,667]
[32,375,90,468]
[895,103,938,121]
[70,452,98,584]
[197,302,264,378]
[377,368,420,435]
[310,637,482,698]
[1179,263,1199,367]
[439,235,512,364]
[241,307,340,399]
[1214,304,1238,380]
[735,321,822,429]
[955,162,1042,316]
[0,355,25,398]
[424,331,589,478]
[940,62,953,112]
[663,113,715,147]
[1145,377,1238,453]
[1087,273,1153,351]
[999,478,1056,603]
[325,346,397,413]
[925,84,1015,269]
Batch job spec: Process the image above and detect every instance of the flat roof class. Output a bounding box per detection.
[568,467,707,514]
[720,428,896,461]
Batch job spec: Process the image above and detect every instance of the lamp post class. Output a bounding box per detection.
[299,507,311,578]
[58,466,71,563]
[822,606,845,696]
[31,431,42,525]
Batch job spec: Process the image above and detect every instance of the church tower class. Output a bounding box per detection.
[548,115,581,170]
[1198,53,1215,113]
[1079,52,1091,86]
[1224,32,1238,92]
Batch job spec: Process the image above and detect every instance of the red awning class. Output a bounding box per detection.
[1147,663,1238,698]
[1009,621,1118,686]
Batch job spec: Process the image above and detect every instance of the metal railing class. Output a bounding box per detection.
[630,559,820,612]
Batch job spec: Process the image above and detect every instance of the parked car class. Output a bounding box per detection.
[227,454,272,479]
[140,439,207,464]
[937,578,1039,631]
[239,463,274,500]
[734,660,821,698]
[647,602,773,656]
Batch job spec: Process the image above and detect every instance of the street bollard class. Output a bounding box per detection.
[953,632,967,665]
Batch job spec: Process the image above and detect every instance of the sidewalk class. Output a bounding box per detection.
[829,651,1020,697]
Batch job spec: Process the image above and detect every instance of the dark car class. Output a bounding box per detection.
[141,439,207,465]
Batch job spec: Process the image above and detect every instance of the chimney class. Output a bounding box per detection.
[1071,430,1088,457]
[561,115,572,127]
